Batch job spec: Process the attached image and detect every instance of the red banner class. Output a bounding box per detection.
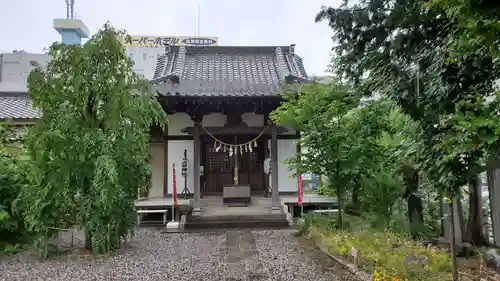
[297,175,303,206]
[173,163,178,207]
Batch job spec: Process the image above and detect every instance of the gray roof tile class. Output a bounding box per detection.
[0,92,39,120]
[151,45,308,97]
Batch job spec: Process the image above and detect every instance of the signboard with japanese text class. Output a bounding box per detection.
[121,35,218,47]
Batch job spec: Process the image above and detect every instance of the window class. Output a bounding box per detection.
[143,53,147,60]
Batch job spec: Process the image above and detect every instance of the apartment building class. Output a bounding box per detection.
[0,52,50,92]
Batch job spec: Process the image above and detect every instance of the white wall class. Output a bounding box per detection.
[149,139,196,197]
[167,113,193,135]
[268,138,299,192]
[149,142,165,197]
[167,140,194,195]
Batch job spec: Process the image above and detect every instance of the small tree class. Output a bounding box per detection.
[271,81,368,228]
[16,24,167,257]
[0,125,29,251]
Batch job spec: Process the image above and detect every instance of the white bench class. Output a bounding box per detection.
[136,209,168,225]
[312,209,339,214]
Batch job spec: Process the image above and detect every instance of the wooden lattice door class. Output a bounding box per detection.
[202,136,265,194]
[204,137,233,194]
[235,136,265,193]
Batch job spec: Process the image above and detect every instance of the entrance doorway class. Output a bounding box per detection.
[202,135,266,195]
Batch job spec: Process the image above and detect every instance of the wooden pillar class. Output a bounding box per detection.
[263,113,270,197]
[163,132,169,197]
[271,123,280,210]
[487,163,500,246]
[192,120,202,216]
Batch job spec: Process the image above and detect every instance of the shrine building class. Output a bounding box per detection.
[148,44,307,216]
[0,42,337,226]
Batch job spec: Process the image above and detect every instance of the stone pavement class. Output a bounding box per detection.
[0,228,354,281]
[221,230,269,280]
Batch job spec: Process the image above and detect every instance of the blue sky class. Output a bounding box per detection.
[0,0,340,76]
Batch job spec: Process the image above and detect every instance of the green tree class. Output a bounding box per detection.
[352,101,405,222]
[316,0,499,248]
[15,24,167,257]
[429,0,500,245]
[272,81,361,228]
[272,81,408,228]
[358,100,423,227]
[316,1,500,278]
[430,0,500,58]
[0,125,29,252]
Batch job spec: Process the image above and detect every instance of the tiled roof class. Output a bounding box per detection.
[0,92,39,120]
[0,45,310,119]
[151,45,309,97]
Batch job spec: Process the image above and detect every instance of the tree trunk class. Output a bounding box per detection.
[403,166,424,236]
[85,230,92,251]
[456,196,466,238]
[408,194,424,223]
[449,197,459,281]
[351,185,360,209]
[464,175,488,246]
[337,183,343,229]
[439,193,444,236]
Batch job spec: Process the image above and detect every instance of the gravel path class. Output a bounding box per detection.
[0,228,351,281]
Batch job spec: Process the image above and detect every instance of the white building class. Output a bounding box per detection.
[123,35,219,80]
[0,35,220,89]
[0,47,167,90]
[0,52,50,92]
[125,46,165,79]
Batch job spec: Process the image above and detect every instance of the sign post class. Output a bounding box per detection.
[180,149,191,198]
[172,163,177,222]
[166,163,180,230]
[311,172,316,190]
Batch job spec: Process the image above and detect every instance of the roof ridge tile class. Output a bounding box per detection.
[274,47,290,80]
[173,46,186,78]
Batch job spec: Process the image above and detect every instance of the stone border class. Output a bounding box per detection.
[308,231,372,281]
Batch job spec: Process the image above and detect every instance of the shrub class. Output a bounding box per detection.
[304,214,451,281]
[0,126,30,252]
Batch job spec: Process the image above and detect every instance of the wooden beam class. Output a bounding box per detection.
[164,96,282,115]
[181,125,288,135]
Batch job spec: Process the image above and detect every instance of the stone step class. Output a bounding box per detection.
[184,219,290,230]
[188,213,287,222]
